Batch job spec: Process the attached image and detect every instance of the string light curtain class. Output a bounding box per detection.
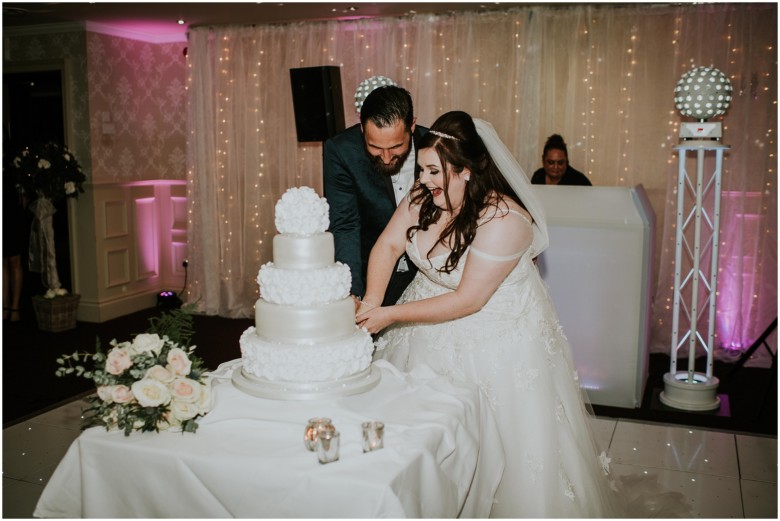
[185,3,776,357]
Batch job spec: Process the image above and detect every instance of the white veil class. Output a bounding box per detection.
[473,118,549,257]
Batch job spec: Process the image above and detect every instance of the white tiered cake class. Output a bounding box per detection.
[232,187,379,399]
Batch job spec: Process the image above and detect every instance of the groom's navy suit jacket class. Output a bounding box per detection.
[323,123,428,306]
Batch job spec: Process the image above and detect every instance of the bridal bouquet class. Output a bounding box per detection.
[56,309,212,435]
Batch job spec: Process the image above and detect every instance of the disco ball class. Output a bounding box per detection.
[673,66,733,121]
[354,75,397,113]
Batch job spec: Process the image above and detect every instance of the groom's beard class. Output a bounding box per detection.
[367,145,412,177]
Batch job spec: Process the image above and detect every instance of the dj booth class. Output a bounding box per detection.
[532,185,655,408]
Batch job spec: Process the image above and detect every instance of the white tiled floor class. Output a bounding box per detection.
[3,399,777,518]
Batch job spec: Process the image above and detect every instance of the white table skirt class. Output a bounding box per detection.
[34,360,504,518]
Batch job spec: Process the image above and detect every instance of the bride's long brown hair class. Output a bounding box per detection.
[409,111,527,273]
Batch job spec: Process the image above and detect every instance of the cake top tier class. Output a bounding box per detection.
[275,186,330,235]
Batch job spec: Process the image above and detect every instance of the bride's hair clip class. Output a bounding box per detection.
[429,129,460,141]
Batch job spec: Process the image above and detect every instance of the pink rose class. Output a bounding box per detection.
[170,378,201,403]
[166,348,192,376]
[105,347,133,375]
[111,385,134,404]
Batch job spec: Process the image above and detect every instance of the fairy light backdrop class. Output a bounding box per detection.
[183,3,776,357]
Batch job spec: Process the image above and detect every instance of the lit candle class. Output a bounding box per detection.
[304,417,332,451]
[361,421,385,452]
[316,428,340,464]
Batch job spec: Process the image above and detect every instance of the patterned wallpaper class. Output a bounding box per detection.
[4,28,188,184]
[86,34,187,183]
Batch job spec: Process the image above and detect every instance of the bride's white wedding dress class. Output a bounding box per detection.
[375,210,624,518]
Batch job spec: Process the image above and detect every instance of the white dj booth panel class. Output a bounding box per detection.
[531,185,655,408]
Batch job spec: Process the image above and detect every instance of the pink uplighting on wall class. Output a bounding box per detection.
[134,197,160,280]
[716,191,763,351]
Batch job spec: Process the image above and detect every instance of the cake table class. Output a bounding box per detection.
[33,360,504,518]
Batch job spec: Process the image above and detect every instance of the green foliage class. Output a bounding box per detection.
[145,305,196,347]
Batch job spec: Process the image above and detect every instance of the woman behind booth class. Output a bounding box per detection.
[531,134,592,186]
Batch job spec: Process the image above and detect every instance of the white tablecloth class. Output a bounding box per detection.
[34,360,504,518]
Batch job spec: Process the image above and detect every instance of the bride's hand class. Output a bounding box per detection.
[356,306,393,334]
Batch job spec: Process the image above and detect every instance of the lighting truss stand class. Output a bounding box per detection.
[660,137,730,411]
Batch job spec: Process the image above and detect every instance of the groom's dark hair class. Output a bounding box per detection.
[360,86,414,131]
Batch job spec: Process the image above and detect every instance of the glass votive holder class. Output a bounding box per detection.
[361,421,385,452]
[304,417,332,451]
[316,429,340,464]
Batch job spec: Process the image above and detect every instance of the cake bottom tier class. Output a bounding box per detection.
[239,326,374,383]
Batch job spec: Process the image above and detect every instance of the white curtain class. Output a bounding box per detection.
[185,3,776,356]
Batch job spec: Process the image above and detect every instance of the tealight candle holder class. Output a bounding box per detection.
[316,428,340,464]
[361,421,385,452]
[304,417,332,451]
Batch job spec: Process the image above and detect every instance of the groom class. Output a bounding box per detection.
[323,85,427,306]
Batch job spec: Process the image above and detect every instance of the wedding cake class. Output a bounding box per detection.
[232,187,379,399]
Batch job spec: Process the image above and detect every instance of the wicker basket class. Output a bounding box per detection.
[32,294,81,332]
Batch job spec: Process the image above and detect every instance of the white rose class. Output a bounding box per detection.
[131,333,165,355]
[169,377,201,403]
[103,409,119,427]
[146,365,174,383]
[197,383,213,413]
[64,181,76,194]
[97,385,114,403]
[598,451,612,476]
[170,400,200,421]
[38,158,51,169]
[131,379,171,407]
[13,156,21,167]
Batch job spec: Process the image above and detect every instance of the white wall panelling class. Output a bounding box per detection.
[77,181,187,322]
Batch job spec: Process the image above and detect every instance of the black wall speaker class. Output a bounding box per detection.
[289,66,345,142]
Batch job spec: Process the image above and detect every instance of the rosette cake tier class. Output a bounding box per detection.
[232,187,379,399]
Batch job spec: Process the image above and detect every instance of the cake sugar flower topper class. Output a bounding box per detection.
[275,186,330,235]
[354,75,397,113]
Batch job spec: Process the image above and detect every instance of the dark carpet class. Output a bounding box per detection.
[3,306,776,436]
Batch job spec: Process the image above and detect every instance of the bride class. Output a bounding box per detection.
[356,111,623,517]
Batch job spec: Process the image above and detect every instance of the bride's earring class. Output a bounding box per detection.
[464,174,471,181]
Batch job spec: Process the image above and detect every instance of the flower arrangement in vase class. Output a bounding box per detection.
[11,142,86,202]
[9,142,87,330]
[55,308,213,435]
[9,142,86,299]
